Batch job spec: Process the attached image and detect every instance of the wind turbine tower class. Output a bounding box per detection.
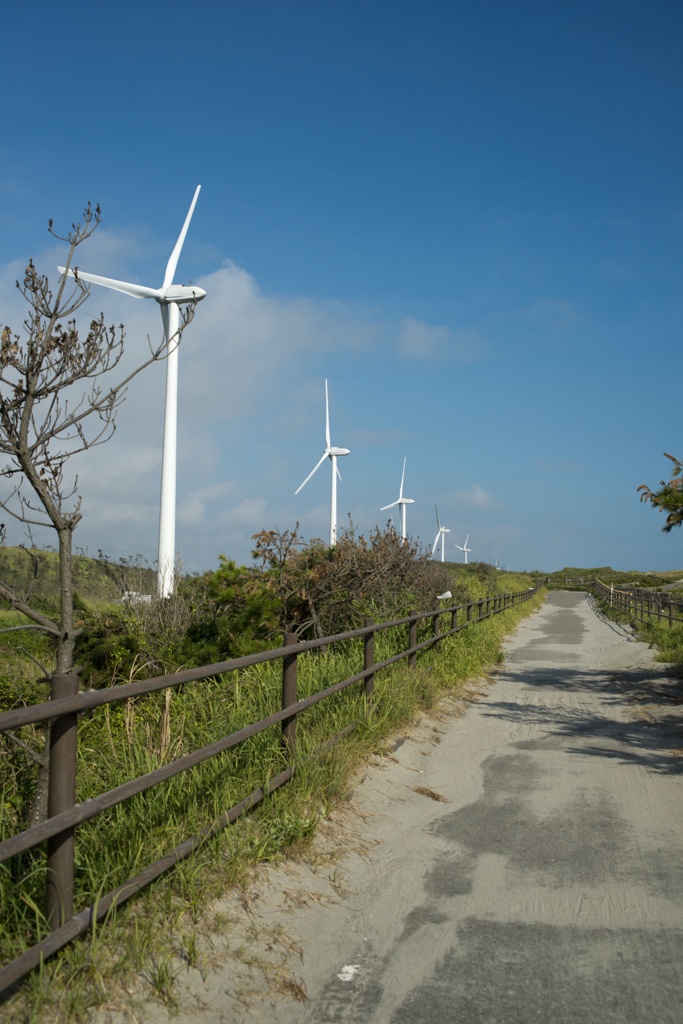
[59,187,205,598]
[381,458,415,543]
[295,379,350,546]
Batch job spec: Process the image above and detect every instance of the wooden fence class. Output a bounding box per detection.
[592,579,683,628]
[0,583,543,992]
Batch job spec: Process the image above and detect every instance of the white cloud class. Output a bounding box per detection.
[397,317,488,362]
[0,231,492,570]
[455,484,501,509]
[218,496,268,528]
[177,482,236,525]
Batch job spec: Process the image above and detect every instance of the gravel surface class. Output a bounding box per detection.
[97,592,683,1024]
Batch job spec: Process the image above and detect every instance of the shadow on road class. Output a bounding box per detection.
[480,664,683,775]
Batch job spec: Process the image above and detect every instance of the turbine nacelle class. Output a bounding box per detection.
[159,284,207,304]
[328,446,350,458]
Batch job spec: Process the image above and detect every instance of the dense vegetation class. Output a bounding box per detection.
[0,530,542,1021]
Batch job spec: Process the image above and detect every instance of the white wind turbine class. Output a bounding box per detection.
[455,533,471,563]
[430,503,450,561]
[295,379,350,547]
[381,458,414,543]
[58,186,206,599]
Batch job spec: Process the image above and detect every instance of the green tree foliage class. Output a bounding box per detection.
[76,526,461,683]
[180,555,282,661]
[76,556,282,685]
[638,453,683,532]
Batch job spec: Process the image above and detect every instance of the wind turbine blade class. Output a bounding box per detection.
[399,457,406,500]
[381,499,400,511]
[58,266,160,300]
[465,535,470,547]
[163,185,201,289]
[432,534,440,556]
[435,504,441,529]
[336,463,342,482]
[295,451,327,494]
[325,379,331,450]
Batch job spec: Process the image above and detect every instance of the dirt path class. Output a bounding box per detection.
[102,592,683,1023]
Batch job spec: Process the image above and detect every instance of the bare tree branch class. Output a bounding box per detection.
[0,578,60,635]
[0,202,195,822]
[3,729,47,767]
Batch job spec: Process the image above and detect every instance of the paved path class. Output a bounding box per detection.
[122,592,683,1024]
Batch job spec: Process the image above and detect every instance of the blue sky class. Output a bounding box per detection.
[1,0,682,573]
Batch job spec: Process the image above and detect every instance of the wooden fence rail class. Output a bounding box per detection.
[0,582,543,993]
[592,579,683,629]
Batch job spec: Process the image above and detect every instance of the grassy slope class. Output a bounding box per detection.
[0,546,158,610]
[1,576,544,1022]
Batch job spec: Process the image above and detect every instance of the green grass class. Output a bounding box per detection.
[639,620,683,674]
[0,582,544,1022]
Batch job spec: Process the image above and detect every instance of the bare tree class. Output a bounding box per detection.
[0,203,193,819]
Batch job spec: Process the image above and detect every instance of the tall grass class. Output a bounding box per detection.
[1,585,544,1022]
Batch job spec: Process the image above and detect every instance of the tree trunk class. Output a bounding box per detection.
[56,525,76,674]
[28,526,76,825]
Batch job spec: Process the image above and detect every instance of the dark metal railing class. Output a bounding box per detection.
[0,582,543,992]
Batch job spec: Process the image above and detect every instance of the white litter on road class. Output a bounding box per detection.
[336,964,361,982]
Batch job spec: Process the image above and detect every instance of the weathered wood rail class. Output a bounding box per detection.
[592,579,683,628]
[0,582,543,992]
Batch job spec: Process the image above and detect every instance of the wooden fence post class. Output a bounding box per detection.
[364,617,375,698]
[408,613,417,668]
[281,633,298,757]
[46,672,80,930]
[432,611,441,651]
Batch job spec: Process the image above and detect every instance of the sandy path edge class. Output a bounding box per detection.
[92,593,683,1024]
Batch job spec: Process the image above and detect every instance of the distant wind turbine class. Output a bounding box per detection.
[381,458,414,543]
[431,506,451,562]
[455,533,471,564]
[295,379,350,546]
[59,186,205,599]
